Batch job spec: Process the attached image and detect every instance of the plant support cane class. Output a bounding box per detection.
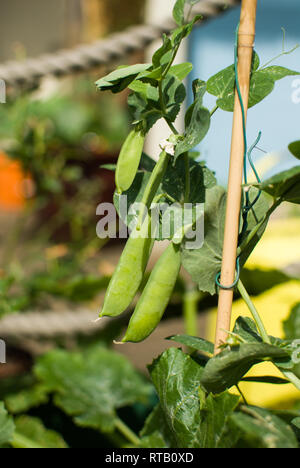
[214,0,258,353]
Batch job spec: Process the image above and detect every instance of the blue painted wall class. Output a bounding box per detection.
[189,0,300,184]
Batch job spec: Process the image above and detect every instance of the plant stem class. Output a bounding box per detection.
[280,370,300,392]
[237,280,271,344]
[210,105,219,117]
[184,152,190,203]
[183,289,200,336]
[11,432,44,449]
[115,418,140,446]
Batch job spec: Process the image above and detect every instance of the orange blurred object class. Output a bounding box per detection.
[0,152,30,211]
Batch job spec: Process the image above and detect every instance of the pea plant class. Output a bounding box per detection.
[93,0,300,448]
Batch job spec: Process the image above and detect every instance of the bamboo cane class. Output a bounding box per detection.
[214,0,258,354]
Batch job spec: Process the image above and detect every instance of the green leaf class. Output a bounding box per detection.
[128,80,159,101]
[207,57,299,111]
[289,140,300,160]
[34,346,151,433]
[198,389,240,448]
[163,74,186,122]
[283,303,300,341]
[260,65,300,81]
[292,417,300,430]
[173,0,186,26]
[169,62,193,81]
[175,80,210,158]
[200,342,289,394]
[182,186,270,295]
[5,384,49,414]
[14,416,68,448]
[167,334,214,354]
[231,406,299,448]
[95,64,152,94]
[128,92,161,131]
[181,185,225,295]
[0,402,15,448]
[253,165,300,204]
[232,316,262,343]
[152,34,172,68]
[139,404,173,448]
[148,347,204,448]
[143,379,240,448]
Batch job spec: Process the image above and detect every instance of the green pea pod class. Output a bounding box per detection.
[116,126,145,194]
[100,217,153,318]
[122,242,181,343]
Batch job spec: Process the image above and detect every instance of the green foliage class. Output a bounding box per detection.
[283,303,300,340]
[14,416,68,449]
[0,403,15,448]
[207,53,300,111]
[253,166,300,204]
[34,346,151,434]
[231,406,298,448]
[289,140,300,160]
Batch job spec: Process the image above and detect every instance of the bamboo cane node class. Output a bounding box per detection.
[238,44,255,48]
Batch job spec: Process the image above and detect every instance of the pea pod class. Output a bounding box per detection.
[122,242,181,343]
[100,217,153,318]
[116,126,145,194]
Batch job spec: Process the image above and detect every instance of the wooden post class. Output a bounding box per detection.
[214,0,258,353]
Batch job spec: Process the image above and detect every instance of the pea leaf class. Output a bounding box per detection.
[182,186,271,295]
[0,402,15,448]
[169,62,193,81]
[207,56,300,111]
[200,342,289,394]
[232,316,262,343]
[148,349,240,448]
[175,80,210,159]
[181,185,225,295]
[34,347,151,434]
[167,334,214,355]
[173,0,186,26]
[231,406,298,448]
[252,165,300,204]
[139,404,173,448]
[5,384,49,414]
[289,140,300,160]
[15,416,68,448]
[197,389,240,448]
[283,303,300,340]
[163,74,186,122]
[95,64,152,94]
[148,347,204,448]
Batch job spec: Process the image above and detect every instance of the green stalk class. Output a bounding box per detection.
[237,280,271,344]
[280,370,300,392]
[183,289,200,336]
[115,418,140,446]
[184,152,190,203]
[137,150,170,230]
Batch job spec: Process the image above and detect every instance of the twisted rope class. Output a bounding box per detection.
[0,308,104,339]
[0,0,240,87]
